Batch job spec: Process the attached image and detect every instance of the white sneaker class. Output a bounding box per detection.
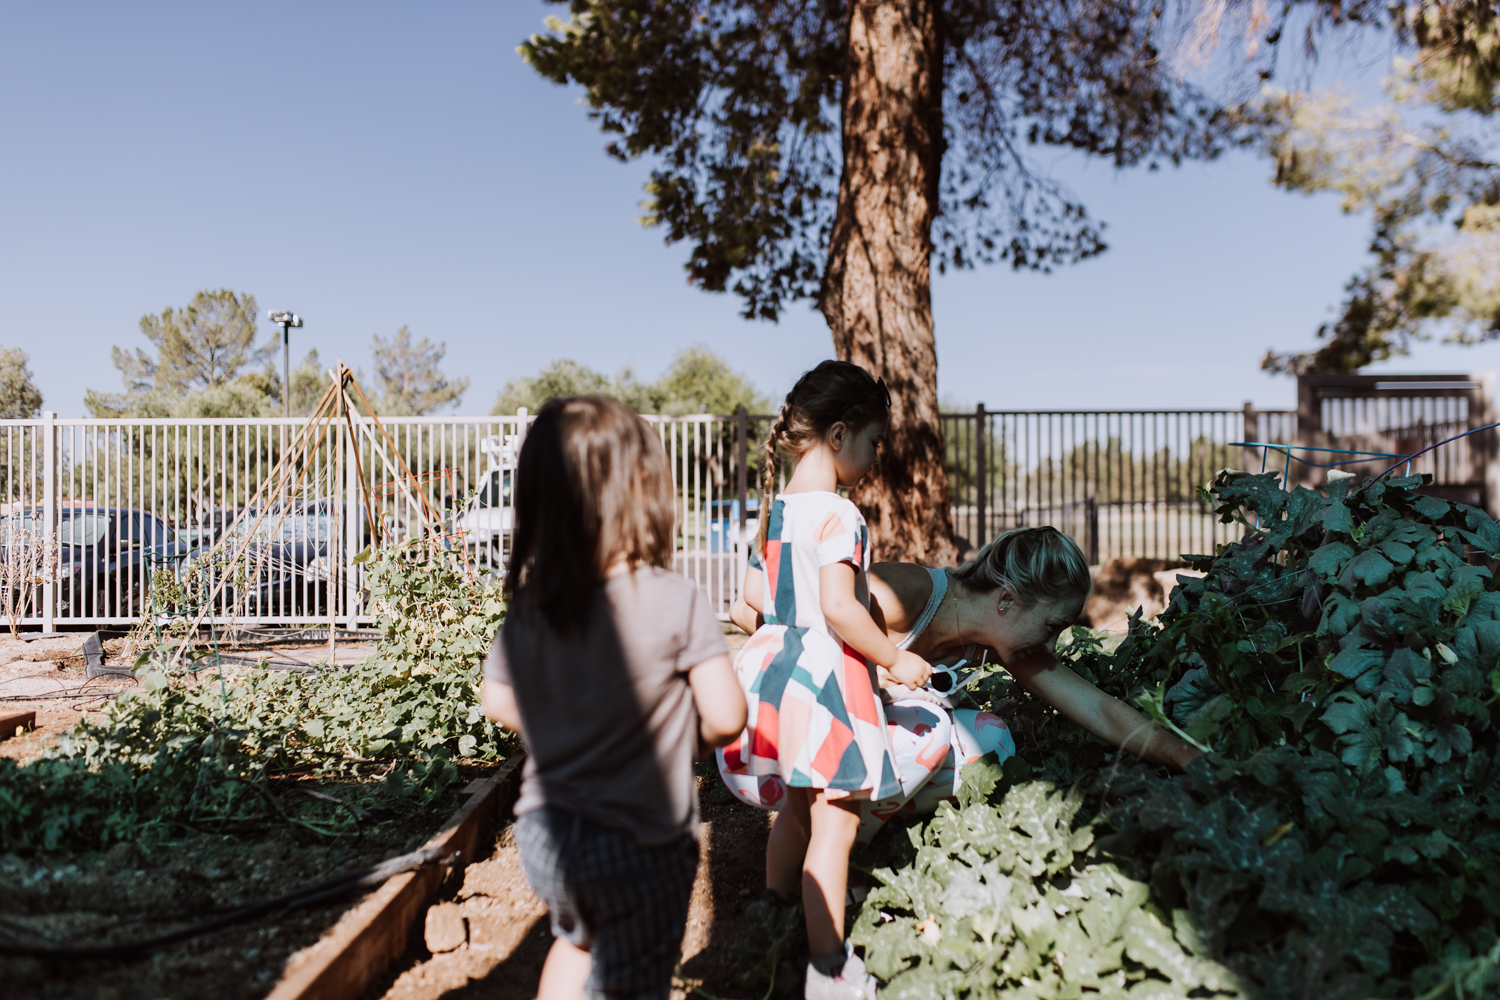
[804,945,877,1000]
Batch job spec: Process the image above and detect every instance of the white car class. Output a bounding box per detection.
[454,434,519,575]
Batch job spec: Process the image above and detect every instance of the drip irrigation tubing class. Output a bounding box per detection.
[0,843,455,961]
[0,690,121,702]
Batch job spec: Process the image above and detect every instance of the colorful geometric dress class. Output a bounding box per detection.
[720,553,1016,841]
[717,491,903,803]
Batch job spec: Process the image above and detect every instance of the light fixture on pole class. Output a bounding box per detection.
[268,311,303,419]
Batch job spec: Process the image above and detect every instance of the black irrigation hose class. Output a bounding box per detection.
[0,843,455,961]
[0,689,123,702]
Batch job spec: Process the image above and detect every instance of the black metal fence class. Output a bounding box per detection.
[720,406,1297,567]
[938,407,1296,563]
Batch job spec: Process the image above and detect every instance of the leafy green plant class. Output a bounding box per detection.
[0,537,509,853]
[852,769,1242,999]
[852,472,1500,998]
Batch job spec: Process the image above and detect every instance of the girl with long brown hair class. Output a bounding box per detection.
[482,396,747,1000]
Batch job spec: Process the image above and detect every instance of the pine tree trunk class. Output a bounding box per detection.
[820,0,955,566]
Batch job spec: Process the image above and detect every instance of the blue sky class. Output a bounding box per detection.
[3,2,1496,417]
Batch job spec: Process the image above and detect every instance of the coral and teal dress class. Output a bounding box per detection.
[717,492,902,802]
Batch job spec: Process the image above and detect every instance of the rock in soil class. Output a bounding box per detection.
[424,902,468,953]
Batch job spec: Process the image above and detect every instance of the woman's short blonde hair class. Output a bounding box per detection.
[953,527,1091,605]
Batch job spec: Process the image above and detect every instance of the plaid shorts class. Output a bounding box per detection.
[514,807,700,1000]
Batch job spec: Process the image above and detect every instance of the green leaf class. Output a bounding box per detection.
[1340,549,1396,589]
[1308,541,1356,577]
[957,757,1003,807]
[1322,502,1355,534]
[1413,495,1451,520]
[1317,593,1361,639]
[1328,647,1384,681]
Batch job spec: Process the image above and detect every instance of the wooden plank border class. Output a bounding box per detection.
[266,754,525,1000]
[0,711,36,741]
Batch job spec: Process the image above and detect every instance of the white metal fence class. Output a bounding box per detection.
[0,411,756,631]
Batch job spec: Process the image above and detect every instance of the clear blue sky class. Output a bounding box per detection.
[3,2,1494,417]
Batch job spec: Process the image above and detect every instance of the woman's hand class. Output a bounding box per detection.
[887,649,932,690]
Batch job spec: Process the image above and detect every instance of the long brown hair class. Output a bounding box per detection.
[758,360,888,557]
[506,396,675,633]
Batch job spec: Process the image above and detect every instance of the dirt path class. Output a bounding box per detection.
[371,774,777,1000]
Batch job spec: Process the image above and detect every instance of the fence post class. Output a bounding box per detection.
[973,404,986,550]
[1241,401,1260,476]
[344,415,360,629]
[41,410,56,633]
[735,406,748,600]
[1086,497,1099,565]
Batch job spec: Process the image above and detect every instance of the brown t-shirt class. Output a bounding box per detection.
[482,567,727,845]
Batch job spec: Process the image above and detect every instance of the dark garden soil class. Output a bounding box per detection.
[0,769,484,1000]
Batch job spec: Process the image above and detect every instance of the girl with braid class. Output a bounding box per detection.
[715,360,930,1000]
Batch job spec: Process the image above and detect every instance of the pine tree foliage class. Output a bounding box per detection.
[369,326,469,416]
[521,1,1226,322]
[1216,1,1500,372]
[86,289,279,417]
[0,347,43,419]
[490,347,767,415]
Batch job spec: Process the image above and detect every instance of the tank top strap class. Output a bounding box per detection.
[895,567,948,650]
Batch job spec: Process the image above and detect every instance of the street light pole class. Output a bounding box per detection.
[267,311,303,419]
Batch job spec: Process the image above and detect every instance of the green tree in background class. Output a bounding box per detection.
[1201,0,1500,372]
[0,347,43,419]
[87,289,279,417]
[491,348,766,416]
[644,347,770,415]
[491,359,629,415]
[369,326,469,416]
[520,1,1227,563]
[287,349,328,417]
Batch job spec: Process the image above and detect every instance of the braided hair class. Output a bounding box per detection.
[757,360,889,558]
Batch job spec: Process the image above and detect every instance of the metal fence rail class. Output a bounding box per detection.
[22,400,1474,632]
[939,407,1296,564]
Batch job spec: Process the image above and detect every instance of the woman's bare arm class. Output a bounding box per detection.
[1005,652,1202,770]
[729,564,765,635]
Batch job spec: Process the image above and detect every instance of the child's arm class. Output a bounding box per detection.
[729,563,764,635]
[481,676,522,733]
[689,654,748,747]
[819,562,931,689]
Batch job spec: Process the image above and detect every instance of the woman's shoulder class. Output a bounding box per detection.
[869,562,936,624]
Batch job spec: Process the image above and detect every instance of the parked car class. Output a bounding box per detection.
[445,433,518,578]
[191,501,368,617]
[0,506,187,619]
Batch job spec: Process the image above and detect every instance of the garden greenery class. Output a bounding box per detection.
[847,472,1500,998]
[0,538,508,853]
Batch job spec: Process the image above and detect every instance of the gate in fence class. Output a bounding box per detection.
[1,374,1490,630]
